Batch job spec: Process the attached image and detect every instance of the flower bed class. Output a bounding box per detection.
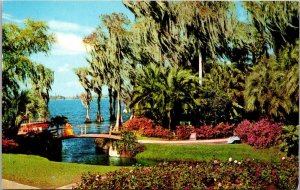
[2,135,19,153]
[74,158,298,190]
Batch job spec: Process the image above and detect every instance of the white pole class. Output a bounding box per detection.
[199,54,202,85]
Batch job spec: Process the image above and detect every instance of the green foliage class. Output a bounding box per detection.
[115,131,144,157]
[130,63,200,129]
[244,41,299,123]
[2,19,54,136]
[280,125,299,157]
[75,159,298,190]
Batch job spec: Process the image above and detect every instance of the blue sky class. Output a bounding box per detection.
[3,1,247,97]
[3,1,134,97]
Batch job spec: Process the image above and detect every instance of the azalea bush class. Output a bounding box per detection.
[75,159,298,190]
[142,125,171,139]
[123,117,155,132]
[175,125,195,140]
[235,119,282,148]
[2,135,19,153]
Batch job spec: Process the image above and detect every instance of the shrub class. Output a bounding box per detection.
[115,131,144,157]
[123,117,155,132]
[142,126,171,139]
[280,125,299,157]
[213,122,235,138]
[235,119,282,148]
[195,125,215,139]
[74,159,298,190]
[175,126,195,140]
[2,135,19,153]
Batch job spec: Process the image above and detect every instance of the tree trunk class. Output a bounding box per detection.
[85,103,91,123]
[96,94,103,122]
[115,83,122,131]
[108,87,115,121]
[113,90,117,120]
[168,109,172,130]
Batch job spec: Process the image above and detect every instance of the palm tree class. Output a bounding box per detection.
[130,63,200,130]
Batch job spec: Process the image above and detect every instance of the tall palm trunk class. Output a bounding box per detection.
[115,83,122,131]
[108,87,115,121]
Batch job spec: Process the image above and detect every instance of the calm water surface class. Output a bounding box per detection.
[49,99,134,166]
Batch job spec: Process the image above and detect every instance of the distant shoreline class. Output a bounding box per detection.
[50,96,109,100]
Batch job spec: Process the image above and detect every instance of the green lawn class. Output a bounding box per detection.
[136,144,285,162]
[2,154,125,188]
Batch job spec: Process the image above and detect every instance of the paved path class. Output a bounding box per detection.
[2,179,39,189]
[137,138,228,144]
[2,179,77,189]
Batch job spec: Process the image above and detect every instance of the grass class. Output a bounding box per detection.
[136,144,285,163]
[2,154,125,189]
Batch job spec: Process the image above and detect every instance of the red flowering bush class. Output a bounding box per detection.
[195,125,215,139]
[143,126,171,139]
[2,135,19,153]
[235,119,282,148]
[214,122,235,138]
[123,117,155,132]
[175,126,195,140]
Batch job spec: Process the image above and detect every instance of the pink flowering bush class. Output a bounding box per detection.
[195,125,215,139]
[235,119,282,148]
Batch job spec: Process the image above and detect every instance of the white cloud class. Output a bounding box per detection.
[66,81,81,87]
[52,32,87,55]
[58,64,71,73]
[3,13,23,23]
[48,20,93,34]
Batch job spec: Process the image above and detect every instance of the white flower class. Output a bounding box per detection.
[234,160,238,164]
[238,162,241,165]
[229,157,233,162]
[282,157,286,160]
[220,163,223,166]
[218,182,222,187]
[214,178,217,181]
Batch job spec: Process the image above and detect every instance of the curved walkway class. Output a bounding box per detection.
[1,179,77,189]
[137,138,228,144]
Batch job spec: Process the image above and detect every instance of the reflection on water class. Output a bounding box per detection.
[49,99,136,166]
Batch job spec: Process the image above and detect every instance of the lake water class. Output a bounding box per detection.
[48,99,135,166]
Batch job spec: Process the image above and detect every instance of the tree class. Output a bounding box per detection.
[244,1,299,57]
[2,19,54,137]
[90,70,104,122]
[101,13,131,131]
[74,67,92,123]
[244,42,299,124]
